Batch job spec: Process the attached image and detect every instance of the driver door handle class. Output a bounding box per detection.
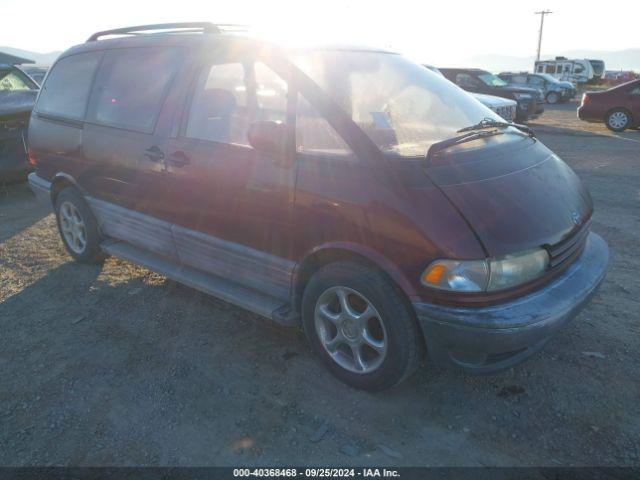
[144,145,165,162]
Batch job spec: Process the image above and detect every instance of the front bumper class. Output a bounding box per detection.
[413,232,609,374]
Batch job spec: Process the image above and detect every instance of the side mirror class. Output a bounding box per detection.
[247,121,290,159]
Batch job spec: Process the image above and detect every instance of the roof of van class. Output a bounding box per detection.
[58,28,397,61]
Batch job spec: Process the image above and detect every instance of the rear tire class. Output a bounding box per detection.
[55,187,104,263]
[302,262,424,391]
[605,108,632,132]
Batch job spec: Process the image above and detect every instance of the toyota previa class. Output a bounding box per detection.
[28,23,609,390]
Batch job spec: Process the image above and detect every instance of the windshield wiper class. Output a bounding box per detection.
[425,129,505,164]
[457,117,535,137]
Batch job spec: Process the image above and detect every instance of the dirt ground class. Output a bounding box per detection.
[1,102,639,467]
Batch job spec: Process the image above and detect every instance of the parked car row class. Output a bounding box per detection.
[424,65,517,122]
[438,68,544,122]
[499,72,576,104]
[27,23,609,390]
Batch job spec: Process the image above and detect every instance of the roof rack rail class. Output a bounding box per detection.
[86,22,247,42]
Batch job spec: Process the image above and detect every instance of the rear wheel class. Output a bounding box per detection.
[546,91,559,104]
[605,108,632,132]
[55,187,104,263]
[302,262,424,390]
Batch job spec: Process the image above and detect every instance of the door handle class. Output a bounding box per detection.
[144,145,165,162]
[167,150,191,167]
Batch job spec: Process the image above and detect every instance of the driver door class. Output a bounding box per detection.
[162,51,297,299]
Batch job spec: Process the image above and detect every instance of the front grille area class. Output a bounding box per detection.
[546,221,590,269]
[493,105,516,122]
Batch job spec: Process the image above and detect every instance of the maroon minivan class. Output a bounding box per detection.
[28,23,609,390]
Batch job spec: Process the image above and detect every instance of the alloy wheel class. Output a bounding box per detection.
[59,201,87,254]
[314,286,388,374]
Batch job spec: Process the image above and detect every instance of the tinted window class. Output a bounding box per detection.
[296,94,351,157]
[630,86,640,95]
[89,47,181,132]
[36,52,101,120]
[511,75,527,84]
[186,60,288,146]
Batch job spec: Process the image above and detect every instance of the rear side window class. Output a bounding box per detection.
[88,47,181,132]
[36,52,101,120]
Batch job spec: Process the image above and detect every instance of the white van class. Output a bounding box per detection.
[534,57,595,84]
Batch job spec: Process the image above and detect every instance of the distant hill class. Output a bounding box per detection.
[0,46,61,66]
[466,48,640,73]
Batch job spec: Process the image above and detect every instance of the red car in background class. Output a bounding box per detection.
[578,79,640,132]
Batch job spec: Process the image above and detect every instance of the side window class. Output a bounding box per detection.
[185,60,288,146]
[296,95,352,157]
[89,47,181,132]
[35,52,101,120]
[512,75,527,84]
[630,86,640,95]
[0,70,34,91]
[528,76,543,86]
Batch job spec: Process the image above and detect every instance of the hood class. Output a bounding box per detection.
[0,90,38,118]
[558,80,575,89]
[424,134,592,257]
[472,93,516,108]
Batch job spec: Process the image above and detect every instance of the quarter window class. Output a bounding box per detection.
[36,52,101,120]
[89,47,181,132]
[185,60,288,146]
[296,95,351,156]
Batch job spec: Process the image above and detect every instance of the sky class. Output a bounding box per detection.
[1,0,639,65]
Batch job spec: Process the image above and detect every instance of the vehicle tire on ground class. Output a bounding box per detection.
[301,261,424,391]
[54,187,105,263]
[605,108,632,132]
[546,91,559,104]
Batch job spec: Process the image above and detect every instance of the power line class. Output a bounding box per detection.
[534,10,553,62]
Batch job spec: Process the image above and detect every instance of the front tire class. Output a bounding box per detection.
[546,91,559,104]
[302,262,424,391]
[55,187,104,263]
[605,108,632,132]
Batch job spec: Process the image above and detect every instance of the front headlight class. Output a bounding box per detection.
[422,248,549,292]
[513,93,532,100]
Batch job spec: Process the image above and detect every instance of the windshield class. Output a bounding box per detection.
[539,73,558,83]
[292,51,501,157]
[478,73,508,87]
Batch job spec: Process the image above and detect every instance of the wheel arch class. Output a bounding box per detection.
[50,172,83,205]
[291,242,418,314]
[605,106,634,125]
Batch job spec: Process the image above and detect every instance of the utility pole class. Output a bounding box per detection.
[534,10,553,62]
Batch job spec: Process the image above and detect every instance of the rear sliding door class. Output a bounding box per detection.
[82,46,185,258]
